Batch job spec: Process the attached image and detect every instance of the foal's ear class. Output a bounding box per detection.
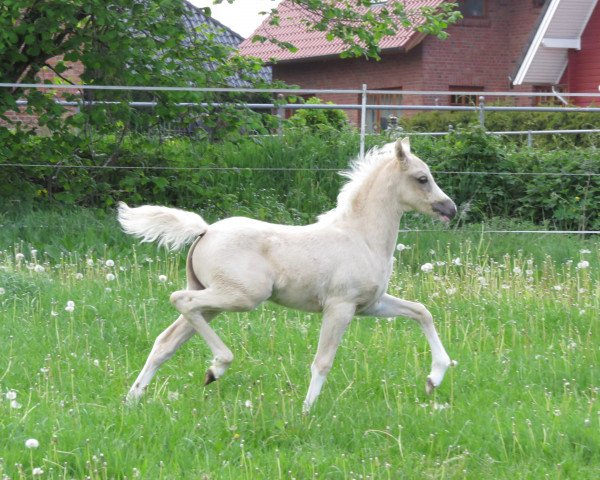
[394,137,411,166]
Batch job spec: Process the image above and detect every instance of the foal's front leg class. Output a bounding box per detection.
[303,301,356,413]
[361,294,455,393]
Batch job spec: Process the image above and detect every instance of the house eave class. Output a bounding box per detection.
[513,0,599,86]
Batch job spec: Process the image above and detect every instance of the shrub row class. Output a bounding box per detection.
[1,127,598,230]
[399,109,600,149]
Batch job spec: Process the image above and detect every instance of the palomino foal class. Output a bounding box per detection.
[119,137,457,412]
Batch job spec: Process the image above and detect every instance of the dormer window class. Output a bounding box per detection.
[459,0,486,18]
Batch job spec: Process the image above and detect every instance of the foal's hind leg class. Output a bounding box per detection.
[126,314,198,404]
[361,294,455,394]
[170,286,270,384]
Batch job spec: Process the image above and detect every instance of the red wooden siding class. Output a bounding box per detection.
[564,3,600,106]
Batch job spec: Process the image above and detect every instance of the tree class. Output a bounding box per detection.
[0,0,271,132]
[0,0,460,207]
[0,0,460,132]
[224,0,462,60]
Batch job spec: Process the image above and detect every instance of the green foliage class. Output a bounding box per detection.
[0,130,360,224]
[409,128,600,230]
[259,1,462,60]
[0,0,462,141]
[399,110,600,149]
[0,0,275,142]
[286,97,350,133]
[1,127,598,231]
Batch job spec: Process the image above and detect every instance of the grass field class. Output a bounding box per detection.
[0,211,598,479]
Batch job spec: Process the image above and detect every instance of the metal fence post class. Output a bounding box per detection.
[527,130,533,147]
[360,84,367,159]
[478,95,486,127]
[277,93,284,138]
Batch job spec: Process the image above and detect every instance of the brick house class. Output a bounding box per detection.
[240,0,600,130]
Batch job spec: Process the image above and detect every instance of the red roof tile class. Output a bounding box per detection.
[239,0,448,62]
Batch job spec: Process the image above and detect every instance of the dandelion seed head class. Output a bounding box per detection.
[11,400,22,409]
[577,260,590,269]
[420,263,434,273]
[579,249,591,254]
[25,438,40,449]
[31,249,38,258]
[86,258,94,266]
[15,253,25,261]
[5,390,17,400]
[32,467,44,476]
[75,272,84,280]
[452,257,462,266]
[158,275,167,282]
[34,265,45,273]
[0,287,5,295]
[106,273,115,281]
[553,285,562,291]
[584,418,591,427]
[513,267,522,275]
[244,400,253,409]
[65,300,75,313]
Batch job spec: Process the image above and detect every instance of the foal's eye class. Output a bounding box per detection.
[417,176,428,184]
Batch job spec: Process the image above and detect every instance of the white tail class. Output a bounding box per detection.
[117,202,209,251]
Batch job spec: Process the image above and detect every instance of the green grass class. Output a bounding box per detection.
[0,211,599,479]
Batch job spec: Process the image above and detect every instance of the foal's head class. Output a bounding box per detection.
[394,137,456,222]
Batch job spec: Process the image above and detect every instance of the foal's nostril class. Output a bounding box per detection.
[432,201,457,220]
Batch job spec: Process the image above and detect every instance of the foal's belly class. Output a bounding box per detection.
[268,283,324,313]
[268,269,389,314]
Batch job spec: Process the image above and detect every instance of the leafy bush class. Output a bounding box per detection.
[399,110,600,149]
[286,97,350,134]
[1,127,598,230]
[411,128,600,230]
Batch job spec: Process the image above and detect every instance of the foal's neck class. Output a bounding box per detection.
[345,160,403,258]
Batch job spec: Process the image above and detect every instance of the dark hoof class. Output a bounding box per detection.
[204,369,217,386]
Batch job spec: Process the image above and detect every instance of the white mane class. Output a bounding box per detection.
[318,142,397,223]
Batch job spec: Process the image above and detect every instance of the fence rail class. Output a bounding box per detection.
[4,82,600,98]
[5,82,600,156]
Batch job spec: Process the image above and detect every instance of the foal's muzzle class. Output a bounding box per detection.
[432,200,457,223]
